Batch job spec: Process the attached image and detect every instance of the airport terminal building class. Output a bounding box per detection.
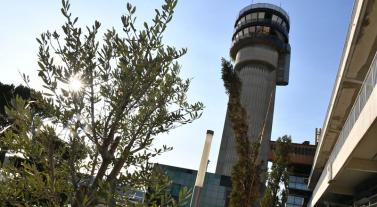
[308,0,377,206]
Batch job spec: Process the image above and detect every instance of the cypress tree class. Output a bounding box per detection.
[221,58,263,207]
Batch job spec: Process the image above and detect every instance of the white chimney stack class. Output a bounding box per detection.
[190,130,214,207]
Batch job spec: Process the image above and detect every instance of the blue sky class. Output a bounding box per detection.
[0,0,353,172]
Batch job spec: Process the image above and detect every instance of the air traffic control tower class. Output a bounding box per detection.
[216,3,291,176]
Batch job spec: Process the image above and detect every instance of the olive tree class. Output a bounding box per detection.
[0,0,203,206]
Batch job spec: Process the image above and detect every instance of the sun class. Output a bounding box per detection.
[68,75,83,92]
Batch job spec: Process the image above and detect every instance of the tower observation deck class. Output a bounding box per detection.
[216,3,291,176]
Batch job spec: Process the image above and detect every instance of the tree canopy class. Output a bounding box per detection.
[0,82,32,127]
[0,0,203,206]
[260,135,291,207]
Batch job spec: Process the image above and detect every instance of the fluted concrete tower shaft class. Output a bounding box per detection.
[216,3,291,176]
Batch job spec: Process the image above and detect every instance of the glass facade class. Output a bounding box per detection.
[233,25,286,43]
[158,164,231,207]
[232,7,290,47]
[289,175,309,191]
[287,195,305,207]
[235,11,289,32]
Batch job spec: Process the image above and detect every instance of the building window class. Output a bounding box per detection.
[262,26,270,34]
[287,195,304,207]
[237,20,241,27]
[239,16,245,25]
[251,12,257,21]
[243,28,249,36]
[238,30,244,38]
[273,30,285,42]
[282,21,287,30]
[277,17,282,24]
[170,183,181,196]
[258,12,265,19]
[272,14,278,22]
[246,13,252,21]
[256,26,262,33]
[289,175,309,191]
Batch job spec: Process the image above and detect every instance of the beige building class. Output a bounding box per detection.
[308,0,377,206]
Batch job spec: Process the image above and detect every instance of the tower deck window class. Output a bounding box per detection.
[256,26,262,32]
[258,12,265,19]
[249,26,256,33]
[243,28,249,35]
[240,16,245,25]
[272,14,278,22]
[262,26,270,34]
[282,21,287,30]
[276,17,282,24]
[251,12,257,21]
[239,30,244,38]
[246,13,252,21]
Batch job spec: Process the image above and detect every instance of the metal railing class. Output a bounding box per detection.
[328,51,377,168]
